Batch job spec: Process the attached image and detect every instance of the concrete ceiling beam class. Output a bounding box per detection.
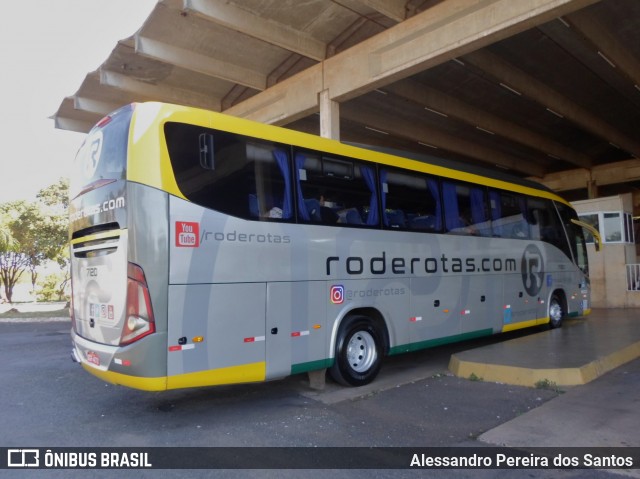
[341,99,547,177]
[226,0,597,127]
[53,98,102,133]
[533,158,640,191]
[463,49,640,159]
[385,79,593,169]
[183,0,327,61]
[352,0,407,22]
[323,0,598,103]
[225,64,323,126]
[135,35,267,91]
[99,70,221,111]
[565,8,640,91]
[73,97,123,117]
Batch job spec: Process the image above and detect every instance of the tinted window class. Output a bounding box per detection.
[165,123,292,221]
[443,180,490,236]
[380,168,442,232]
[527,197,572,258]
[71,104,133,197]
[557,202,588,275]
[295,151,379,227]
[489,190,529,239]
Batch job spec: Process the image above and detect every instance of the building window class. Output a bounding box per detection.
[579,211,634,244]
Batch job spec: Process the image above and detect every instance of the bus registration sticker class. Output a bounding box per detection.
[89,303,114,320]
[86,351,100,366]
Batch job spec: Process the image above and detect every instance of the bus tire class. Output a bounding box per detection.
[330,315,384,387]
[548,293,564,329]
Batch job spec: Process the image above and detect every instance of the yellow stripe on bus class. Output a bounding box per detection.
[502,309,592,333]
[501,317,550,333]
[70,229,124,245]
[82,361,266,391]
[166,362,266,390]
[126,102,572,206]
[82,363,167,391]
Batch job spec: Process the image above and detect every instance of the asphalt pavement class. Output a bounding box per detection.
[0,310,638,479]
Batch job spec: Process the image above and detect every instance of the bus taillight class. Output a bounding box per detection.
[121,262,156,345]
[95,114,113,129]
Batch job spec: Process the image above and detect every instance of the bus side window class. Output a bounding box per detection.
[165,123,293,222]
[380,168,442,232]
[442,181,490,236]
[527,197,571,257]
[294,151,379,227]
[556,202,589,274]
[246,145,293,221]
[490,190,530,239]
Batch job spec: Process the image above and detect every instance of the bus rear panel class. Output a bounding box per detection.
[70,105,169,391]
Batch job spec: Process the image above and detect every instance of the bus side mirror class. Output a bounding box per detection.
[571,218,601,252]
[199,133,215,170]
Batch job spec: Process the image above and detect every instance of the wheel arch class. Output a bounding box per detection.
[548,288,568,314]
[547,288,568,328]
[329,306,391,358]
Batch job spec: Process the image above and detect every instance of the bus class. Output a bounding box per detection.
[69,102,596,391]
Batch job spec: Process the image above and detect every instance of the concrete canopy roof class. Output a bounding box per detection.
[54,0,640,198]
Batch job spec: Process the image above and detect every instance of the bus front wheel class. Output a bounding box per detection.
[330,315,384,387]
[548,294,564,329]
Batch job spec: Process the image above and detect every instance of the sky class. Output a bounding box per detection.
[0,0,157,203]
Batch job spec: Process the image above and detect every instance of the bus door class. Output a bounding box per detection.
[503,243,544,329]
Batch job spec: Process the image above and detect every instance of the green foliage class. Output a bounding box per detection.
[37,178,69,211]
[534,378,561,392]
[0,179,69,302]
[37,272,70,302]
[0,211,15,251]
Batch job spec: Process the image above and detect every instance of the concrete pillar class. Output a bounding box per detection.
[308,89,337,391]
[319,89,340,141]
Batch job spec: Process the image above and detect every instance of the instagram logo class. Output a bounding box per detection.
[330,285,345,304]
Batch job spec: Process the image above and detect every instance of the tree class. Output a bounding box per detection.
[33,178,70,288]
[0,179,69,302]
[0,210,14,302]
[0,210,15,252]
[0,201,31,302]
[37,178,69,212]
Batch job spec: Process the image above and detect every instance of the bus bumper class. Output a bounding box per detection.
[70,328,169,391]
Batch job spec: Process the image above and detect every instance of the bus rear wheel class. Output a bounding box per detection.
[330,315,384,387]
[548,294,564,329]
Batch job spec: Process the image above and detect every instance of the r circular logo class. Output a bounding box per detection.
[521,244,544,296]
[83,130,103,180]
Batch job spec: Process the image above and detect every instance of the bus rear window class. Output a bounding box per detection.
[71,105,133,198]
